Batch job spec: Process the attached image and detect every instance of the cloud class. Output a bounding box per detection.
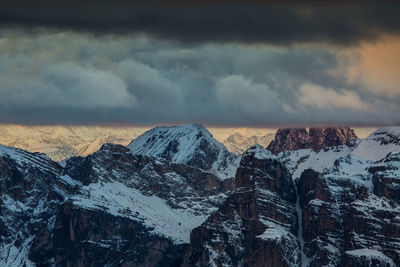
[216,75,281,115]
[297,83,370,111]
[336,35,400,98]
[114,60,183,110]
[0,1,400,45]
[0,62,135,109]
[0,30,398,126]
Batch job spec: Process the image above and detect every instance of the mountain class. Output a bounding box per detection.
[352,126,400,161]
[294,151,400,266]
[0,125,149,161]
[277,126,400,179]
[0,125,371,162]
[0,141,233,266]
[127,124,240,179]
[183,127,400,266]
[275,126,400,266]
[0,125,399,266]
[0,144,65,266]
[183,145,300,266]
[222,132,275,155]
[0,125,274,162]
[267,127,357,154]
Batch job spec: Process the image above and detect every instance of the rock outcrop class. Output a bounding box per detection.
[183,145,300,266]
[267,127,357,154]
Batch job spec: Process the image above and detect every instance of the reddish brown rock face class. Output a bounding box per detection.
[308,127,357,151]
[267,128,310,154]
[267,127,357,154]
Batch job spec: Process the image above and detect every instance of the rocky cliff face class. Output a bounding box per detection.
[267,127,357,154]
[295,151,400,267]
[0,145,65,266]
[29,202,188,267]
[183,145,300,267]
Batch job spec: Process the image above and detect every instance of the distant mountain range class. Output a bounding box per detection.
[0,125,149,161]
[0,124,399,266]
[0,125,276,161]
[223,132,275,155]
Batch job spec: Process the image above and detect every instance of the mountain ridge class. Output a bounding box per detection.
[0,125,399,266]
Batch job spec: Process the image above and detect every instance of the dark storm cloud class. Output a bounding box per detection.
[1,1,400,45]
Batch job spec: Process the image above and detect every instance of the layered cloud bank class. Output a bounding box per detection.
[0,1,399,126]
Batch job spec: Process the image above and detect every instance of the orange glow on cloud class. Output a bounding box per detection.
[343,35,400,98]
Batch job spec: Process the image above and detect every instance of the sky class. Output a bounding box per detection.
[0,0,399,127]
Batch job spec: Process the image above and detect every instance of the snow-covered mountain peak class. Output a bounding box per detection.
[366,126,400,146]
[351,126,400,161]
[375,126,400,136]
[127,124,239,179]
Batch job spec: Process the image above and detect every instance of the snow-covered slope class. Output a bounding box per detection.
[63,143,232,241]
[0,143,59,171]
[279,145,354,180]
[351,126,400,161]
[279,126,399,180]
[127,124,240,179]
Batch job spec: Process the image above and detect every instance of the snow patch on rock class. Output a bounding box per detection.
[345,248,396,267]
